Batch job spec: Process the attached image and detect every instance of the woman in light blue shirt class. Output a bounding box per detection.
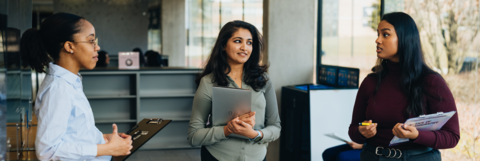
[20,13,132,160]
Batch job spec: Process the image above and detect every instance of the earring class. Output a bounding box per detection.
[70,51,73,54]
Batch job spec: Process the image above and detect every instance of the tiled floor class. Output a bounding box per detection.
[127,148,201,161]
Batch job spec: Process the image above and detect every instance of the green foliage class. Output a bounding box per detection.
[369,3,381,32]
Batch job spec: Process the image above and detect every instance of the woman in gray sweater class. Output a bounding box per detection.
[188,20,281,161]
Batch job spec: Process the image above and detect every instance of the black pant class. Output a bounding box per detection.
[322,144,361,161]
[360,145,441,161]
[201,146,267,161]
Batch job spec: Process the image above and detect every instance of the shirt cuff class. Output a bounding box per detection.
[259,129,272,142]
[83,144,98,159]
[352,126,367,143]
[412,131,434,146]
[215,126,228,140]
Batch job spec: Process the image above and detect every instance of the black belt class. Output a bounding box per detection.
[365,143,433,159]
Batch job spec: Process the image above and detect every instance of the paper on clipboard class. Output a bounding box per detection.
[325,133,350,142]
[389,111,456,146]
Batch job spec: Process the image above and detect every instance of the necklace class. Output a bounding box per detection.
[229,72,242,81]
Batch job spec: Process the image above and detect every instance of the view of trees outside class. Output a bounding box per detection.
[321,0,381,83]
[386,0,480,160]
[186,0,263,68]
[323,0,479,160]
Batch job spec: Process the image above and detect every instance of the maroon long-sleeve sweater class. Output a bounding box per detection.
[348,62,460,149]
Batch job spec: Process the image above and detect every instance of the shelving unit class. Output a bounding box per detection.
[6,70,32,123]
[80,67,201,150]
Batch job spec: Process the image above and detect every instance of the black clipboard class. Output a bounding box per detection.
[113,118,171,161]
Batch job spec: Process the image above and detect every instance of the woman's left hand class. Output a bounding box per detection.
[227,117,258,139]
[392,123,419,140]
[103,133,129,143]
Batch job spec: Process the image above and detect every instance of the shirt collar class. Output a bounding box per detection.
[385,61,401,75]
[226,72,249,90]
[48,63,82,86]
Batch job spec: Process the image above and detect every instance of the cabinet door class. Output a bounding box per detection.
[280,88,310,161]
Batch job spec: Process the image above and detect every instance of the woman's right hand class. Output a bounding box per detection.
[226,117,258,139]
[346,141,363,150]
[358,120,377,138]
[238,111,256,127]
[98,124,133,157]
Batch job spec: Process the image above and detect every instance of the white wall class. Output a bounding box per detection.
[263,0,317,160]
[161,0,186,67]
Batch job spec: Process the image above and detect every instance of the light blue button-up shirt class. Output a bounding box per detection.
[35,63,111,161]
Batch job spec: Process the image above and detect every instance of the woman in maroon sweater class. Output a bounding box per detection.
[348,12,460,160]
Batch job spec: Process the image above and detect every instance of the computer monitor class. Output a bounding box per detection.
[318,65,338,86]
[317,65,359,88]
[338,68,359,87]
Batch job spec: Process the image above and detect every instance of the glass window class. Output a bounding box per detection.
[186,0,263,68]
[2,0,33,159]
[384,0,480,160]
[321,0,382,82]
[148,2,162,53]
[321,0,479,160]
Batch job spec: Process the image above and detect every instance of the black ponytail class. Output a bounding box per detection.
[20,12,84,73]
[20,28,50,73]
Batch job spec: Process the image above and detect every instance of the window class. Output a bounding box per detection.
[320,0,382,82]
[320,0,480,160]
[186,0,263,68]
[385,0,479,160]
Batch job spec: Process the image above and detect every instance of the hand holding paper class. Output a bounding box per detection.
[346,141,364,150]
[389,111,456,146]
[392,123,419,140]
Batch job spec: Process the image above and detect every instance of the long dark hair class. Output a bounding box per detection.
[196,20,268,91]
[20,13,85,73]
[372,12,438,117]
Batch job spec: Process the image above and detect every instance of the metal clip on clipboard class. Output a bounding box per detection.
[147,118,163,124]
[419,112,445,118]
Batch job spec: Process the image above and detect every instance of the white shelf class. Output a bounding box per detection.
[81,69,200,150]
[95,119,137,124]
[87,95,136,99]
[140,142,199,150]
[140,94,194,98]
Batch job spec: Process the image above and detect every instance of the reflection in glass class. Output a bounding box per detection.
[2,0,34,160]
[0,2,7,159]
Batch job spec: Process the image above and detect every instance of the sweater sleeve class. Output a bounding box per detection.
[187,77,228,147]
[348,76,375,144]
[257,78,281,144]
[412,74,460,149]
